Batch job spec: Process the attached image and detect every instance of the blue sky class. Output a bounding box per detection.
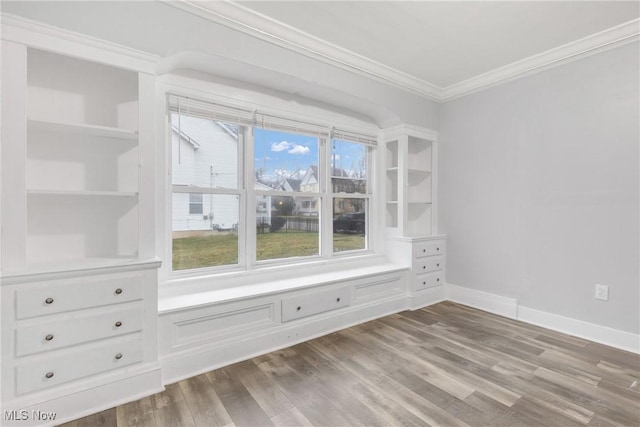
[254,128,317,179]
[254,128,366,180]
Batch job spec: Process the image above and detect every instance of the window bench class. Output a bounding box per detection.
[157,259,426,383]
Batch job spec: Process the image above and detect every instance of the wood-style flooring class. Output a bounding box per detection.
[60,302,640,427]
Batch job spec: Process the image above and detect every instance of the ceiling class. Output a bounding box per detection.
[194,0,640,100]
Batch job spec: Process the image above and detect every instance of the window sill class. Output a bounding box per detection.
[158,254,407,314]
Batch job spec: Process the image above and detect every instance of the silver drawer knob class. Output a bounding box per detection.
[45,297,54,305]
[114,288,123,295]
[45,372,54,379]
[115,321,122,328]
[115,353,123,360]
[45,334,54,341]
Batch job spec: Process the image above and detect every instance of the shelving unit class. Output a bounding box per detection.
[383,124,438,237]
[2,47,149,272]
[1,39,161,421]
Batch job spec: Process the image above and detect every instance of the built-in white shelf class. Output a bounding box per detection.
[28,118,138,141]
[27,189,139,198]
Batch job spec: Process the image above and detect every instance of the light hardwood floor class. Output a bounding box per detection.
[60,302,640,427]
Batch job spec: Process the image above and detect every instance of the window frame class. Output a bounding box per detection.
[167,92,377,278]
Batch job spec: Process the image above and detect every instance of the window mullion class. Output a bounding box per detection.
[321,137,333,257]
[246,127,257,268]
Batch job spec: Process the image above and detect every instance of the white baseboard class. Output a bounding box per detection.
[446,283,518,319]
[518,305,640,354]
[409,285,446,310]
[2,365,163,427]
[445,282,640,354]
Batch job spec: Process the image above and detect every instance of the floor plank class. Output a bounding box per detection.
[59,302,640,427]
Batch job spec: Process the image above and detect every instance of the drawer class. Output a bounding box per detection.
[414,256,444,274]
[16,305,144,356]
[16,333,143,395]
[16,273,143,319]
[414,241,445,258]
[282,287,349,322]
[414,272,444,290]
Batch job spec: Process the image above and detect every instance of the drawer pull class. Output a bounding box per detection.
[437,247,440,251]
[422,249,426,253]
[296,306,301,311]
[115,353,123,360]
[423,266,426,269]
[336,297,341,303]
[115,321,123,328]
[45,334,54,341]
[45,297,54,305]
[423,281,426,285]
[45,372,54,379]
[115,288,123,295]
[437,263,440,267]
[437,278,440,282]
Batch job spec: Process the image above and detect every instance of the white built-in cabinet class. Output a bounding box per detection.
[383,124,446,304]
[1,40,161,424]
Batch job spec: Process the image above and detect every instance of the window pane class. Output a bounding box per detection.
[333,197,367,253]
[254,128,319,192]
[256,196,319,261]
[173,193,239,270]
[171,113,239,189]
[189,193,203,214]
[331,139,368,194]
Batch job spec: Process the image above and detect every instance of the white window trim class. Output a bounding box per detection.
[159,80,380,283]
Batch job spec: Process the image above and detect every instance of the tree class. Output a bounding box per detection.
[274,197,296,216]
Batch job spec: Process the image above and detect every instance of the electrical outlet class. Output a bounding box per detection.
[595,284,609,301]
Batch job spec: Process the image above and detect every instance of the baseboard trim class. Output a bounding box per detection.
[518,305,640,354]
[446,283,518,319]
[408,285,446,310]
[445,282,639,354]
[2,365,163,427]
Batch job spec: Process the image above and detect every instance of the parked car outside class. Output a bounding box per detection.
[333,212,365,234]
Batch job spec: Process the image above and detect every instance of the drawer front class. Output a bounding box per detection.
[414,241,445,258]
[16,334,143,395]
[414,272,444,290]
[16,305,144,356]
[16,273,143,319]
[282,287,349,322]
[414,256,444,274]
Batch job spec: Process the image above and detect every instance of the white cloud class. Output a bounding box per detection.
[271,141,291,152]
[271,140,310,155]
[288,145,310,155]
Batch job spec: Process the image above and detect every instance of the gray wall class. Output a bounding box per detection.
[439,42,639,334]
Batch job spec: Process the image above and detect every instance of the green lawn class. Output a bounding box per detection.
[173,232,365,270]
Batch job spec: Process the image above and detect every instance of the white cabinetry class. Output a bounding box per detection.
[383,124,446,307]
[1,40,161,424]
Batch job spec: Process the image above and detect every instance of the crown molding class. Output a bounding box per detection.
[170,1,639,103]
[0,13,159,74]
[440,18,640,101]
[3,5,638,103]
[163,0,442,101]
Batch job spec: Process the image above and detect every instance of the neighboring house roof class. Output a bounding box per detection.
[171,125,201,149]
[279,178,302,192]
